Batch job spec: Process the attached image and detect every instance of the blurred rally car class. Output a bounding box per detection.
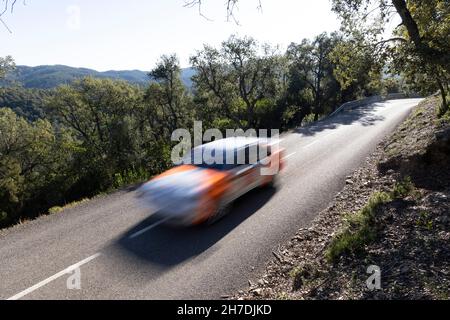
[137,137,285,226]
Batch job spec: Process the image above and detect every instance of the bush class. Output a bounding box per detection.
[325,177,416,263]
[113,168,149,189]
[391,176,415,199]
[326,192,391,263]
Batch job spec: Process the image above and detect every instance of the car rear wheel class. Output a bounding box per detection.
[206,202,232,225]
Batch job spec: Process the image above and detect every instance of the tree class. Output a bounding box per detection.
[46,77,145,192]
[191,35,284,130]
[137,55,193,174]
[0,108,63,225]
[1,74,180,227]
[0,86,51,120]
[329,34,384,101]
[147,54,192,133]
[331,0,449,111]
[0,55,15,80]
[332,0,449,67]
[287,33,343,121]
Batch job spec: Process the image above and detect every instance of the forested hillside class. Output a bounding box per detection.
[0,87,51,121]
[0,65,195,89]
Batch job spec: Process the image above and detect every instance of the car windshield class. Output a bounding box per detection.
[182,143,268,170]
[183,148,239,171]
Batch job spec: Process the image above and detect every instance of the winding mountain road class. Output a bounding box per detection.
[0,98,422,300]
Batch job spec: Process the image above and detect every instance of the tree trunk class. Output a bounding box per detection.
[391,0,450,72]
[436,78,448,114]
[314,112,319,122]
[391,0,421,47]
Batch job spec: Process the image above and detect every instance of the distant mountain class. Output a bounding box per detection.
[2,65,195,89]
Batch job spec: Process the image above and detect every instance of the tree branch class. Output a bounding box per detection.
[0,0,26,33]
[184,0,262,24]
[374,37,408,46]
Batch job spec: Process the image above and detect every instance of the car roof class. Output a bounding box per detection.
[197,137,262,152]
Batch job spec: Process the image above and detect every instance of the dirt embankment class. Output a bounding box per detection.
[235,96,450,300]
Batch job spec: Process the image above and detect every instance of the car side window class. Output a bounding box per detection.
[257,143,271,162]
[244,145,259,165]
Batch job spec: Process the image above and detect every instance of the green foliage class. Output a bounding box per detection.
[1,65,146,88]
[113,168,149,189]
[0,56,15,80]
[0,54,196,227]
[326,176,416,262]
[46,77,151,192]
[326,191,391,263]
[0,107,68,225]
[48,198,90,215]
[416,211,433,230]
[0,64,197,89]
[382,77,401,95]
[391,176,415,199]
[301,113,317,126]
[191,35,287,130]
[0,86,51,120]
[190,34,358,131]
[332,0,450,112]
[0,211,7,222]
[147,54,193,132]
[439,107,450,123]
[48,206,63,215]
[287,33,344,120]
[329,35,384,100]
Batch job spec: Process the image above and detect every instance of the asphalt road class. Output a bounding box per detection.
[0,98,422,300]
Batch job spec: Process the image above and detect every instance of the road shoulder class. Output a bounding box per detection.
[234,95,450,300]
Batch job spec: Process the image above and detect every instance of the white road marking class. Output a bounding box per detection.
[128,216,172,239]
[7,253,101,300]
[282,139,318,160]
[282,152,297,160]
[304,140,318,148]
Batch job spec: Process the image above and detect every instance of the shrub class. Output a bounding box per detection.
[325,177,416,263]
[325,192,391,263]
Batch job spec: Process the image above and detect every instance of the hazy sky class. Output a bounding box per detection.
[1,0,342,71]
